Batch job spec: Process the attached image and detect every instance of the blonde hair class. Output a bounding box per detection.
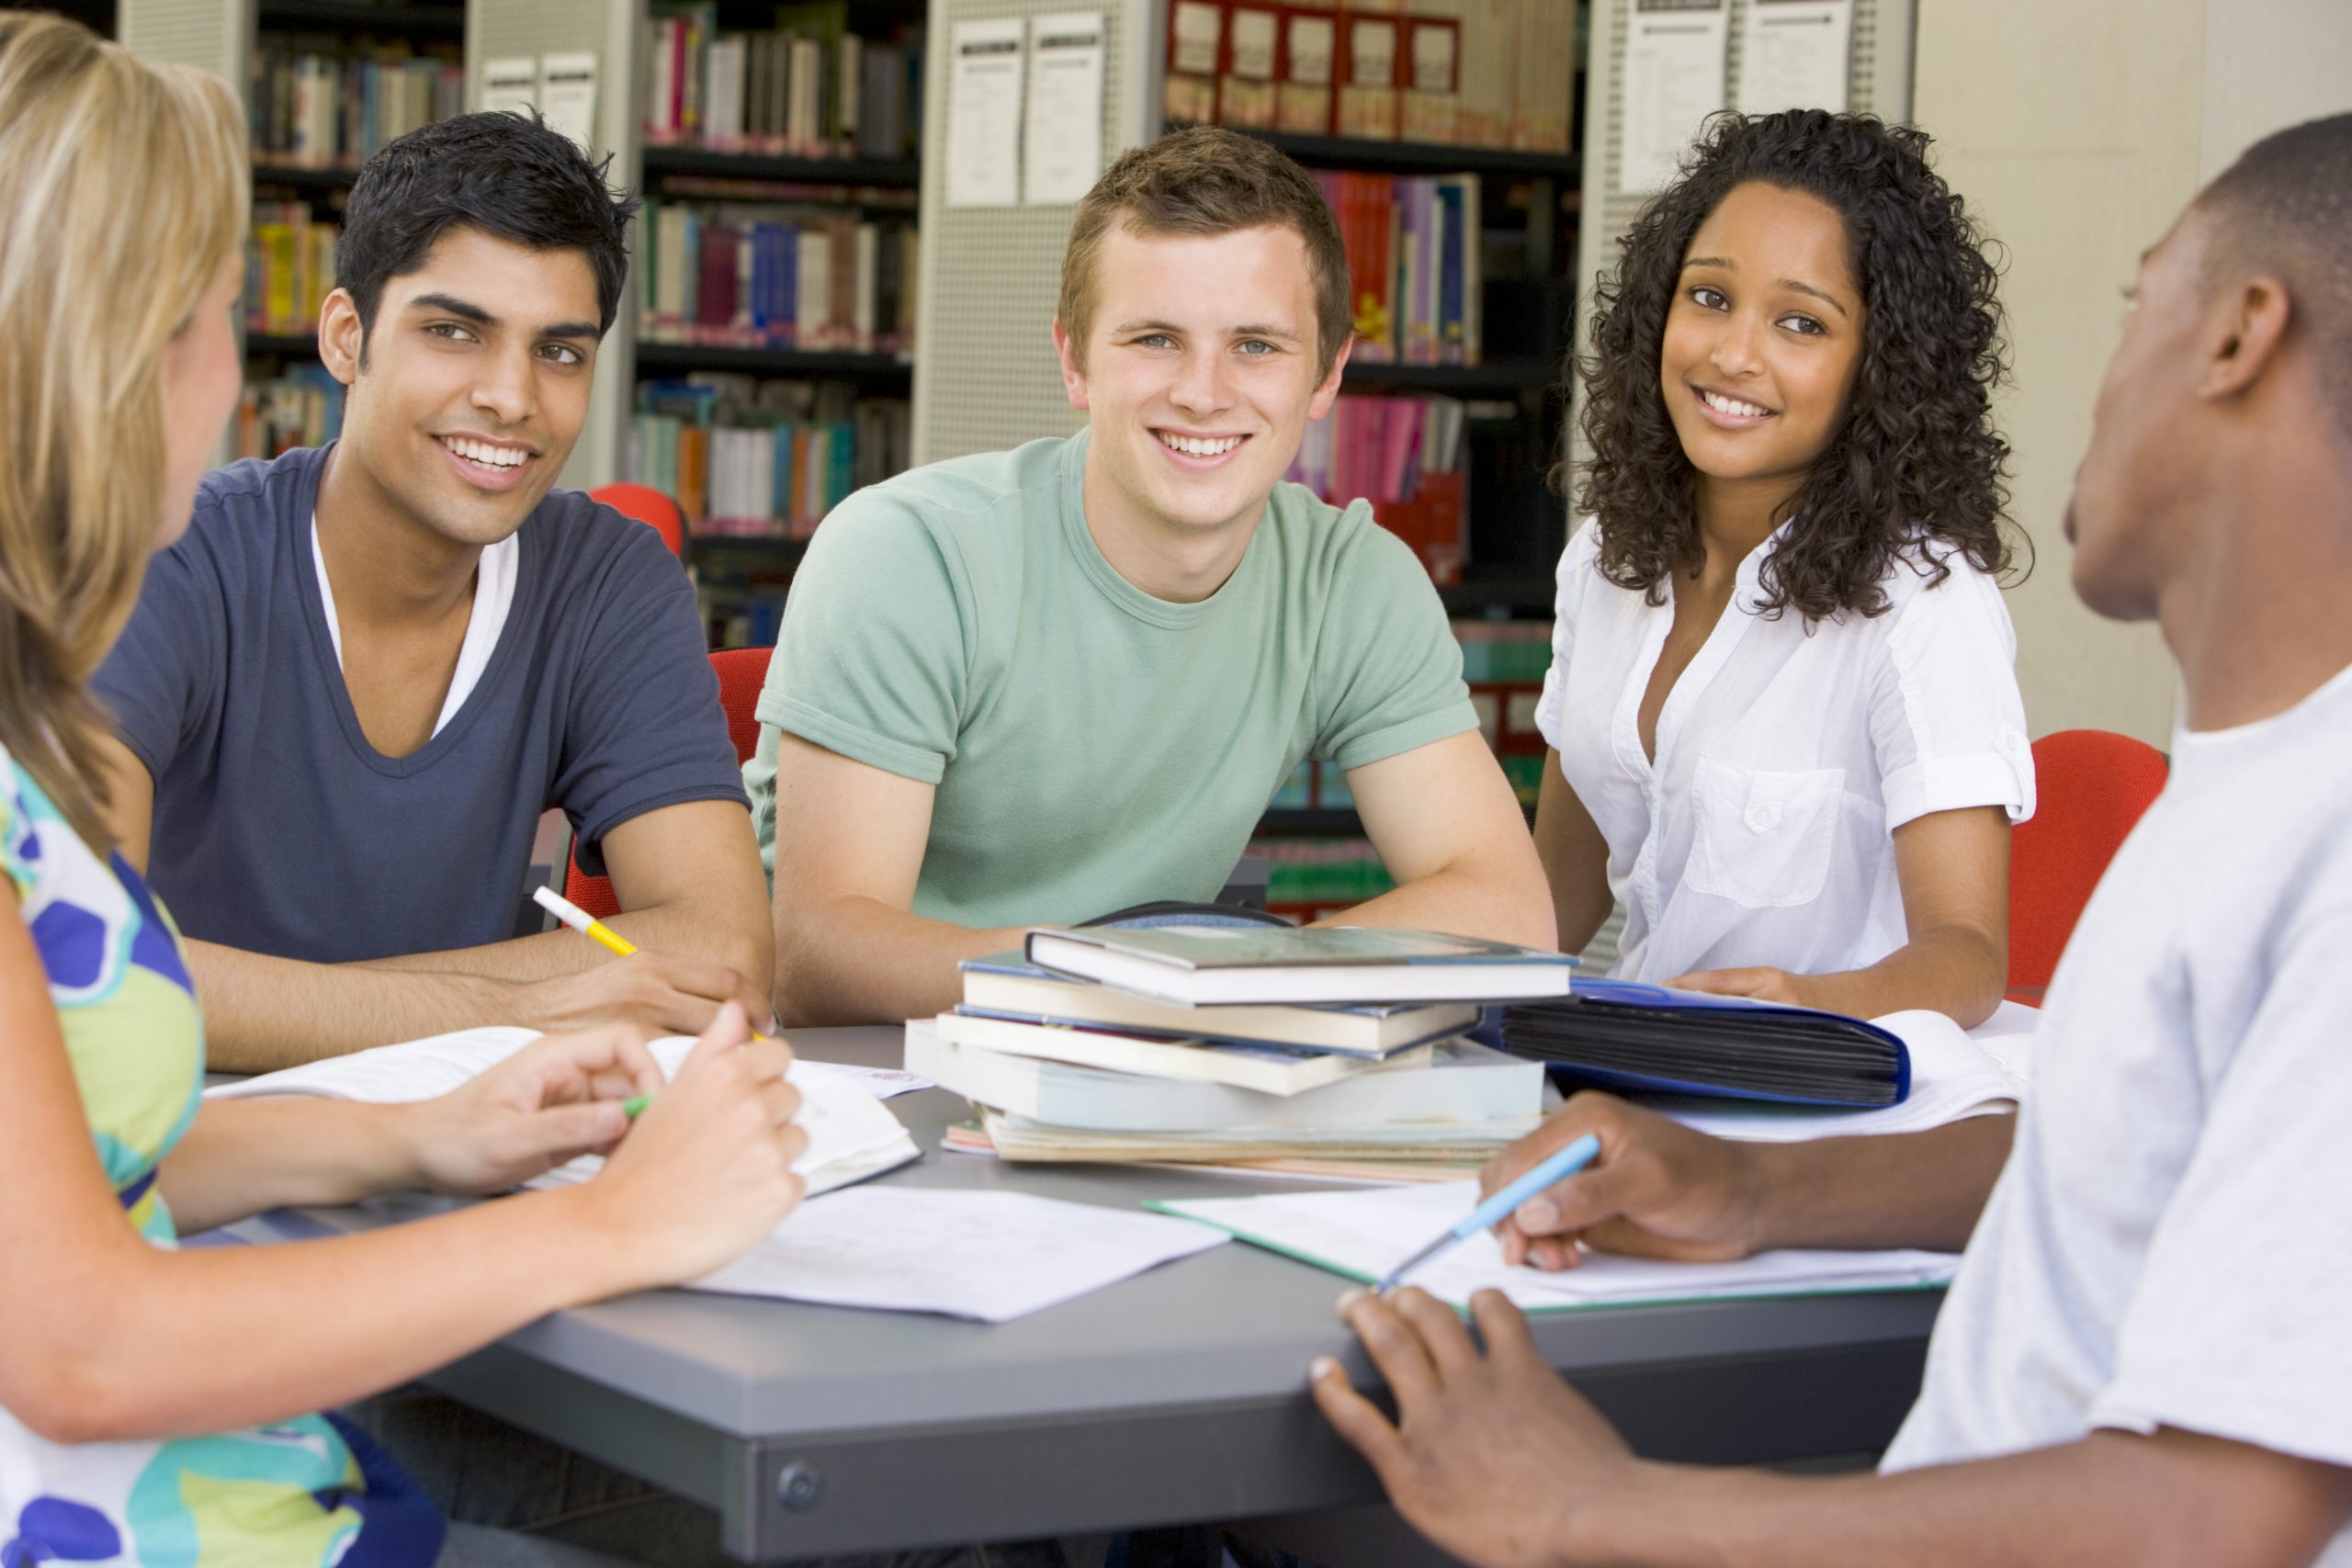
[0,12,246,847]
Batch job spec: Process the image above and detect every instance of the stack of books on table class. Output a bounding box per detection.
[906,926,1574,1180]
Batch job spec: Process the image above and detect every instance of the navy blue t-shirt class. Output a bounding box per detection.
[94,445,746,964]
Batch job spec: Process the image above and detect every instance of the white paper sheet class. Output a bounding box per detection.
[691,1189,1227,1321]
[1159,1181,1955,1312]
[1619,0,1729,193]
[1649,1007,2029,1144]
[481,57,538,119]
[538,51,601,153]
[206,1029,922,1197]
[945,17,1026,208]
[1023,12,1105,207]
[1735,0,1852,116]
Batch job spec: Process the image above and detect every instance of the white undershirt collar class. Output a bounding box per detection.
[311,514,520,739]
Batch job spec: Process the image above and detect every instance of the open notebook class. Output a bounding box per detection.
[1155,1179,1959,1313]
[208,1026,922,1197]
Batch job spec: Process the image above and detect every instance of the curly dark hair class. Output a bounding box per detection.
[1571,110,2021,621]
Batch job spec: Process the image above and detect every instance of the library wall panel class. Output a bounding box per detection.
[911,0,1154,466]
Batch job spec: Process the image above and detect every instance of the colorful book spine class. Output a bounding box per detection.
[643,4,922,159]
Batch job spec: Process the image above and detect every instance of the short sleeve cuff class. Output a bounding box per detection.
[765,694,950,785]
[1533,663,1566,752]
[2090,1387,2352,1473]
[1881,732,2036,832]
[1329,698,1481,773]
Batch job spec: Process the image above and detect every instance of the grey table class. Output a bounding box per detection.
[238,1026,1942,1563]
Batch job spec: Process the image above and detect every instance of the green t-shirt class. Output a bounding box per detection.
[744,429,1476,929]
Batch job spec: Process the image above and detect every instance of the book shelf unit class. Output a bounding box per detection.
[239,0,468,459]
[623,0,927,646]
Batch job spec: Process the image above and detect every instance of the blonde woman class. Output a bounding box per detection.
[0,18,808,1568]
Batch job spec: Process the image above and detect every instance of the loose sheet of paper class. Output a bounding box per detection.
[1652,1008,2028,1144]
[946,17,1025,208]
[538,51,601,152]
[206,1030,922,1196]
[1619,0,1729,193]
[1735,0,1852,115]
[691,1189,1227,1321]
[1158,1181,1955,1313]
[1023,12,1105,206]
[481,57,538,118]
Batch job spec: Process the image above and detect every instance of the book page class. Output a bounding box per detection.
[1157,1181,1957,1313]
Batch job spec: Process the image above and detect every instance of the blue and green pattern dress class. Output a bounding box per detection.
[0,741,442,1567]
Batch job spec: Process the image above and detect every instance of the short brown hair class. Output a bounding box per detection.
[1058,125,1351,379]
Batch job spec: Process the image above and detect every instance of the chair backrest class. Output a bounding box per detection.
[589,482,687,558]
[2007,728,2168,999]
[561,648,776,920]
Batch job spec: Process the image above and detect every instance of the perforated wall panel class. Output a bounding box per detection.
[119,0,253,86]
[911,0,1157,465]
[467,0,641,491]
[1570,0,1914,466]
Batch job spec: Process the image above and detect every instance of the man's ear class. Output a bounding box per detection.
[1306,331,1354,421]
[2201,274,2292,401]
[318,288,364,389]
[1052,319,1091,412]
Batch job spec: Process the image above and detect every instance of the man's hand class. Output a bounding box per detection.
[1666,964,1812,1006]
[400,1027,667,1197]
[1483,1093,1763,1271]
[1312,1287,1633,1568]
[511,952,774,1037]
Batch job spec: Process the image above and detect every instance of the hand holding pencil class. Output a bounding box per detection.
[515,886,775,1043]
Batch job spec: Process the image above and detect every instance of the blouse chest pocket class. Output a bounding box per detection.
[1684,757,1847,909]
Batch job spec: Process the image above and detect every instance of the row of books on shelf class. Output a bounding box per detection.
[1316,170,1482,365]
[250,45,464,172]
[1289,393,1469,583]
[239,365,344,462]
[640,199,918,353]
[645,3,923,161]
[1166,0,1575,152]
[626,377,910,539]
[248,201,338,337]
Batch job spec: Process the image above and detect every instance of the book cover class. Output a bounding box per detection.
[1276,6,1339,134]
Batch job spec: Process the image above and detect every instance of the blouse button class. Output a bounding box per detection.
[1745,803,1778,831]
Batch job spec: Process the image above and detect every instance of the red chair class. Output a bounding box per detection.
[2007,728,2168,1003]
[560,647,777,919]
[590,482,687,558]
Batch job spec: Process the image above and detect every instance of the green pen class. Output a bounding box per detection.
[621,1093,652,1121]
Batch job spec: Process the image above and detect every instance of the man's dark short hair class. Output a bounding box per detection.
[339,110,640,344]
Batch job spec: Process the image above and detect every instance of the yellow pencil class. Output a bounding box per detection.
[532,885,637,956]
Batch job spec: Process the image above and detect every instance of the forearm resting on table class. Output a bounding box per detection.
[157,1099,421,1235]
[774,893,1030,1027]
[361,900,768,992]
[1788,920,2009,1029]
[15,1185,625,1446]
[187,940,511,1072]
[1321,858,1557,951]
[1748,1113,2013,1255]
[1584,1427,2352,1568]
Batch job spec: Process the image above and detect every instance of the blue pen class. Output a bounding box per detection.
[1374,1133,1604,1292]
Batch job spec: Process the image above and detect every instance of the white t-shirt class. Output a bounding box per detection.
[1885,660,2352,1564]
[311,516,519,738]
[1533,520,2033,983]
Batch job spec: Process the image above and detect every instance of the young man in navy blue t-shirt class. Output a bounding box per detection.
[94,114,771,1069]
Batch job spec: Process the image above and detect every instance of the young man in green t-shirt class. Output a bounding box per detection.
[744,126,1554,1026]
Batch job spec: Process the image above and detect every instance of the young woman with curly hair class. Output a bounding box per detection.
[1532,110,2034,1027]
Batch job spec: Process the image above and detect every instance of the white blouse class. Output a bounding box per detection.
[1534,519,2035,985]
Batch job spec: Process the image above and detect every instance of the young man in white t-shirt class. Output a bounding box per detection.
[1306,114,2352,1567]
